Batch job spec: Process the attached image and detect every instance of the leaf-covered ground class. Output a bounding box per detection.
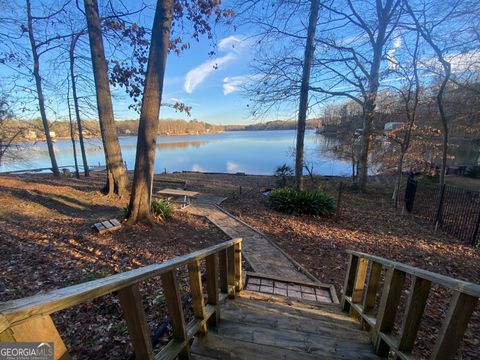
[0,173,228,359]
[1,172,478,359]
[222,178,480,360]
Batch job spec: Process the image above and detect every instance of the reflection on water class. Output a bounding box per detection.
[156,140,209,151]
[4,130,475,176]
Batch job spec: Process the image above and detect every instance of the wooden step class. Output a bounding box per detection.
[244,272,338,304]
[191,295,380,359]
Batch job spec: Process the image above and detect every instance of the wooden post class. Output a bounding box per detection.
[350,258,368,319]
[374,268,406,356]
[341,254,359,312]
[234,241,243,292]
[188,259,207,336]
[219,249,228,294]
[398,277,431,353]
[206,253,220,327]
[227,245,236,298]
[2,315,70,360]
[161,270,190,360]
[118,284,153,360]
[430,291,478,360]
[362,262,382,315]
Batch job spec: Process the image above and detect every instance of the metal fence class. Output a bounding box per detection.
[405,178,480,246]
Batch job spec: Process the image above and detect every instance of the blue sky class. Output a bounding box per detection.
[0,1,259,126]
[145,34,255,125]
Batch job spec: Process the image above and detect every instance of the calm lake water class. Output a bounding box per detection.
[2,130,357,176]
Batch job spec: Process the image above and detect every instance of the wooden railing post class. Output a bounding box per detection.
[227,245,236,298]
[341,254,359,312]
[397,276,431,354]
[161,270,190,360]
[430,291,478,360]
[219,248,228,294]
[206,253,219,327]
[374,268,406,356]
[362,262,382,316]
[350,257,368,319]
[234,241,243,292]
[188,259,207,336]
[118,284,153,360]
[0,315,70,360]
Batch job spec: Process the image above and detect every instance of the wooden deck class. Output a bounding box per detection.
[191,290,379,359]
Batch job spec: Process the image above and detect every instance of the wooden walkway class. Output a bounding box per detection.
[186,196,314,283]
[191,291,380,359]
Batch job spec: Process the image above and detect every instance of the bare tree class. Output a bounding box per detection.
[312,0,402,192]
[25,0,65,177]
[295,0,320,190]
[387,31,421,208]
[84,0,127,195]
[67,77,80,178]
[403,0,479,186]
[69,32,90,177]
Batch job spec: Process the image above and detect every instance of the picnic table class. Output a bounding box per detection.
[156,188,199,208]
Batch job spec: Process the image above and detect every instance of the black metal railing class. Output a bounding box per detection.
[405,178,480,246]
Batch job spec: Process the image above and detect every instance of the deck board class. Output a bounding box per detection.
[191,294,380,359]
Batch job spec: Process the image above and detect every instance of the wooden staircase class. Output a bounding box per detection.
[0,239,479,360]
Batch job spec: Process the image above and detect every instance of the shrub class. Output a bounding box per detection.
[274,163,294,188]
[267,188,335,216]
[465,166,480,178]
[151,198,175,220]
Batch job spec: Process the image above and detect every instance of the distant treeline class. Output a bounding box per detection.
[5,117,328,142]
[225,119,320,131]
[4,118,225,141]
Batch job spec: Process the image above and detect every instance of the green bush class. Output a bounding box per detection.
[151,199,175,220]
[267,188,335,216]
[465,166,480,178]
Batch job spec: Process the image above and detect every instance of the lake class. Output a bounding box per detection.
[2,130,357,176]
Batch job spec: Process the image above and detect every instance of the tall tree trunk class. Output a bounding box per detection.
[437,73,450,187]
[127,0,174,223]
[67,83,80,179]
[70,33,90,177]
[84,0,127,195]
[392,150,405,208]
[357,46,382,192]
[295,0,320,191]
[26,0,60,177]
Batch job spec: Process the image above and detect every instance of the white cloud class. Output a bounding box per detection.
[184,53,235,94]
[223,74,262,95]
[227,161,242,173]
[223,76,247,95]
[387,36,402,69]
[218,35,246,53]
[183,35,250,94]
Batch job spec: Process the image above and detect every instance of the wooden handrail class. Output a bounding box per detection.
[0,238,243,360]
[342,250,479,360]
[347,250,480,297]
